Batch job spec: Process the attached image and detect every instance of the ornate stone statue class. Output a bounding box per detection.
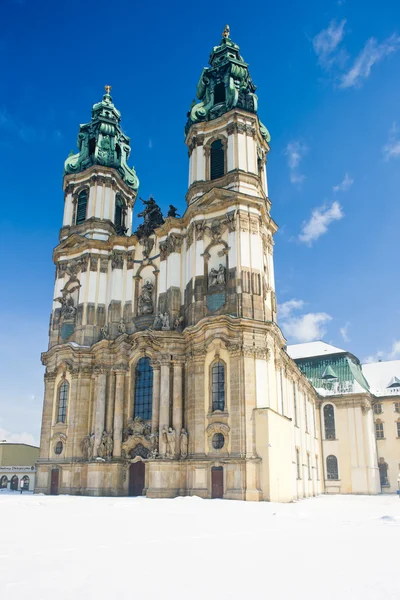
[142,236,154,258]
[153,313,163,330]
[161,313,170,330]
[173,315,184,332]
[81,434,91,460]
[135,197,164,239]
[163,427,176,458]
[97,431,108,458]
[180,429,188,459]
[100,325,109,339]
[217,264,226,286]
[138,280,154,315]
[118,318,126,334]
[209,268,218,288]
[87,433,95,461]
[167,205,180,218]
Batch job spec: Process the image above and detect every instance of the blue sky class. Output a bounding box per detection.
[1,0,399,443]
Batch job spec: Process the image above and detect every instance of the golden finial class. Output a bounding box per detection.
[222,24,230,39]
[104,85,112,95]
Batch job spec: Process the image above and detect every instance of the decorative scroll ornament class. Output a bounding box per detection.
[122,417,158,459]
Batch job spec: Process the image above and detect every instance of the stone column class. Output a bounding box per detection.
[172,361,183,457]
[158,357,171,456]
[113,368,126,458]
[38,373,56,461]
[94,369,107,457]
[151,363,161,435]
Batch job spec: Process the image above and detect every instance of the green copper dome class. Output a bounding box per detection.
[185,26,270,142]
[64,87,139,191]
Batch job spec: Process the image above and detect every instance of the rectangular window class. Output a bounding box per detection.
[397,422,400,438]
[293,382,298,426]
[374,403,383,414]
[307,454,311,480]
[394,402,400,413]
[315,456,319,480]
[279,370,284,415]
[296,448,301,480]
[375,421,385,439]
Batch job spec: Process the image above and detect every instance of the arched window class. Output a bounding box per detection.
[22,476,30,490]
[10,475,18,491]
[326,455,339,480]
[134,358,153,420]
[324,404,336,440]
[57,381,69,423]
[210,139,225,180]
[0,475,8,488]
[212,361,225,412]
[214,82,225,104]
[114,196,125,235]
[76,189,88,225]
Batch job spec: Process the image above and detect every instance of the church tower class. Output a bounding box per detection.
[36,30,321,502]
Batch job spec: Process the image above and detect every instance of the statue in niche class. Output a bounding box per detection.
[118,319,126,334]
[167,205,180,218]
[135,196,164,239]
[153,313,163,330]
[55,284,79,319]
[163,427,176,458]
[161,313,170,330]
[208,268,218,288]
[138,280,154,315]
[217,264,226,286]
[180,429,188,459]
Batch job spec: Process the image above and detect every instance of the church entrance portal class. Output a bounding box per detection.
[129,461,145,497]
[211,467,223,499]
[50,469,59,495]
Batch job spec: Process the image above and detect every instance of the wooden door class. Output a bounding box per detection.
[129,461,145,497]
[211,467,223,499]
[50,469,59,495]
[10,476,18,491]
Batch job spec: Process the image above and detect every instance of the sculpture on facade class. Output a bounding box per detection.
[105,432,113,459]
[118,318,126,334]
[97,431,108,458]
[153,313,163,330]
[163,427,176,458]
[138,280,154,315]
[180,429,188,459]
[122,417,154,459]
[217,264,226,286]
[173,315,184,332]
[81,433,95,460]
[100,325,109,339]
[167,205,180,218]
[161,313,170,330]
[135,196,164,239]
[209,264,226,288]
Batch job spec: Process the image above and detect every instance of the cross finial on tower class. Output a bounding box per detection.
[222,24,230,39]
[104,85,112,95]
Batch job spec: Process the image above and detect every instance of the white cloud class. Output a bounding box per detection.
[382,123,400,160]
[313,19,347,68]
[363,340,400,363]
[278,299,305,319]
[333,173,354,192]
[285,141,308,185]
[299,201,344,246]
[282,312,332,343]
[339,322,350,343]
[340,34,400,88]
[0,427,37,446]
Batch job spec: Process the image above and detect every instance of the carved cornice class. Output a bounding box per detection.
[113,363,129,373]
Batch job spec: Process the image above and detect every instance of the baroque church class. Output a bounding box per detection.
[36,27,400,500]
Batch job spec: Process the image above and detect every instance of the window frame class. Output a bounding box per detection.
[323,403,336,440]
[211,359,226,413]
[75,189,88,225]
[206,137,227,181]
[293,382,298,426]
[375,419,385,439]
[296,448,301,480]
[56,380,69,424]
[326,455,339,480]
[133,357,154,421]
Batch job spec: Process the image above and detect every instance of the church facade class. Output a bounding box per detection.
[36,28,397,501]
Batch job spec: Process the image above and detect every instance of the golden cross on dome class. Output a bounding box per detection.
[222,24,230,38]
[104,85,112,94]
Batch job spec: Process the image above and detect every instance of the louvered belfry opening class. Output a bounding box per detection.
[210,139,225,180]
[76,189,88,224]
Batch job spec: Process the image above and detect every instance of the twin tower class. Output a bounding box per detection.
[37,28,321,501]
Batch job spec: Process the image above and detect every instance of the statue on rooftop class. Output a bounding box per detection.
[135,196,164,239]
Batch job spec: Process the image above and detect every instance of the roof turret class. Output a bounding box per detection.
[64,86,139,191]
[185,26,270,141]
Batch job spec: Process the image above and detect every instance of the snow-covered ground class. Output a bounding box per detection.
[0,493,399,599]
